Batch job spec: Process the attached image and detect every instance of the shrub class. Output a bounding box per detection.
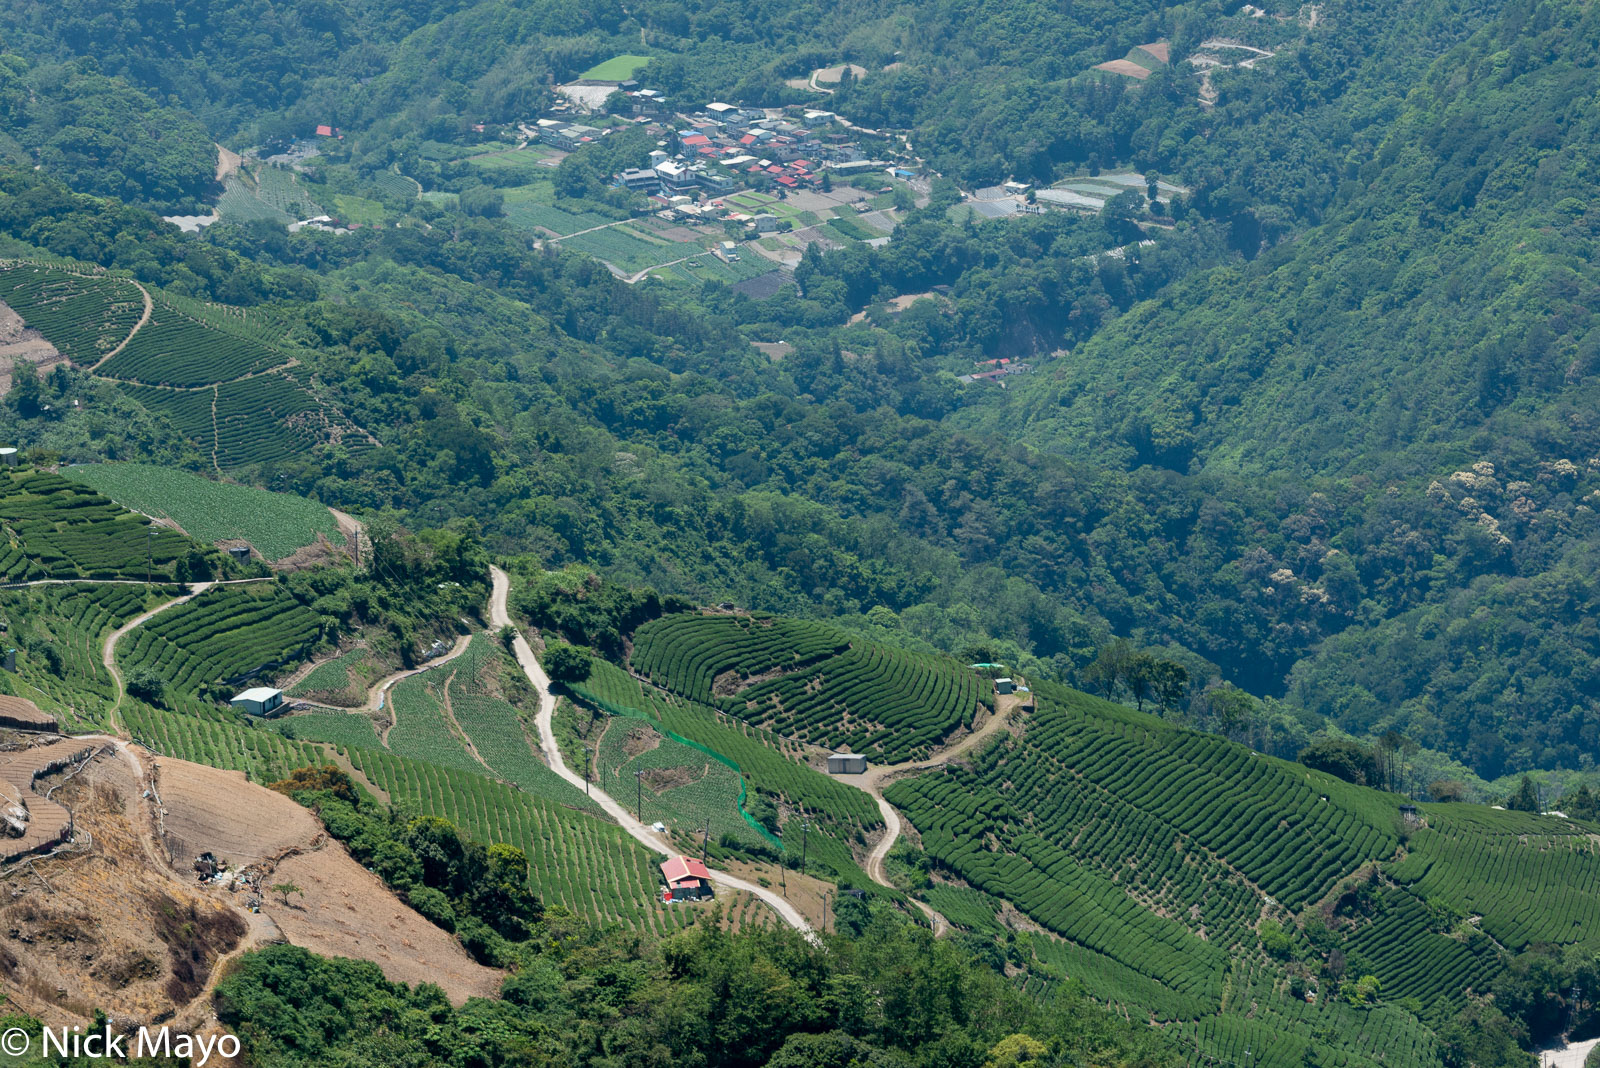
[406,886,457,932]
[1299,737,1380,786]
[125,665,166,704]
[543,641,591,683]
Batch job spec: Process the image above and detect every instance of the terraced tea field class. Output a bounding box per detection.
[0,470,188,581]
[124,703,327,784]
[345,745,691,935]
[1388,805,1600,951]
[117,582,323,702]
[124,372,356,471]
[876,679,1514,1066]
[97,294,290,386]
[0,582,171,728]
[630,612,982,761]
[267,711,382,752]
[0,265,144,363]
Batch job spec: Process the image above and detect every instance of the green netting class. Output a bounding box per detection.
[571,685,786,851]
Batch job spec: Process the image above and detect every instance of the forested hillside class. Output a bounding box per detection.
[0,0,1595,797]
[977,0,1600,775]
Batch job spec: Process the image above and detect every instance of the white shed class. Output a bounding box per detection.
[827,753,868,775]
[230,687,285,716]
[995,678,1015,694]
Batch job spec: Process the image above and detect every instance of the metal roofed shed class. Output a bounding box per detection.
[230,687,285,717]
[0,447,17,467]
[827,752,867,775]
[995,678,1015,695]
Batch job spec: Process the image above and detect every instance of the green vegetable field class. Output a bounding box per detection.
[594,717,767,849]
[67,463,343,561]
[383,673,485,777]
[288,647,373,705]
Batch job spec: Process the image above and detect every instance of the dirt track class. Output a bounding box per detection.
[849,693,1028,935]
[99,578,277,734]
[489,567,818,941]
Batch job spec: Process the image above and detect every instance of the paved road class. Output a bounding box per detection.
[1540,1036,1600,1068]
[488,567,817,940]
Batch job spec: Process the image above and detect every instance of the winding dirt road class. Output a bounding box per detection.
[99,577,279,733]
[88,278,152,371]
[488,567,817,941]
[848,693,1027,935]
[102,582,216,734]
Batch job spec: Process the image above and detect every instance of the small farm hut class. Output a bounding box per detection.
[230,687,285,717]
[660,855,713,901]
[827,752,867,775]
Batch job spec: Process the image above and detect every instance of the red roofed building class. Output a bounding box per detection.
[681,134,712,148]
[315,124,334,137]
[660,856,714,901]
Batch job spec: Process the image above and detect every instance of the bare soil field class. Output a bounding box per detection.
[269,847,502,1003]
[813,63,867,85]
[157,759,321,866]
[1137,41,1171,64]
[215,143,244,182]
[847,290,945,325]
[1095,59,1154,79]
[157,756,501,1004]
[0,300,64,394]
[0,750,248,1028]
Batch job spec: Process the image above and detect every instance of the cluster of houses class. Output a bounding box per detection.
[533,96,896,201]
[957,357,1034,385]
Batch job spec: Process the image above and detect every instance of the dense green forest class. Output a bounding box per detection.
[1,0,1598,784]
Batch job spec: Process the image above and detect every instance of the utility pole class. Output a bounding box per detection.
[822,890,830,934]
[636,768,644,821]
[801,818,810,872]
[701,819,710,864]
[582,745,591,795]
[146,527,152,588]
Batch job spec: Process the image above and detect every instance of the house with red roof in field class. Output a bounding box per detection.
[660,855,714,901]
